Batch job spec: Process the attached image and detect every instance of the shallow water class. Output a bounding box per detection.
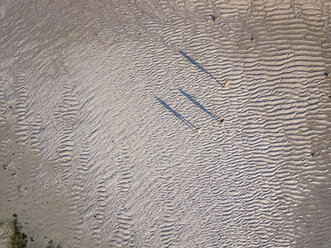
[0,1,330,247]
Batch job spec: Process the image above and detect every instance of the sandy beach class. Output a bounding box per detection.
[0,1,330,247]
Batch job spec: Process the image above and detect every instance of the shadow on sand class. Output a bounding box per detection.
[179,50,220,84]
[179,89,217,120]
[155,96,195,131]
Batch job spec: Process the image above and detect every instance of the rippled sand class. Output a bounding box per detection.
[0,1,330,247]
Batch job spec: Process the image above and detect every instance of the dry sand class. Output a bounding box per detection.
[0,1,330,247]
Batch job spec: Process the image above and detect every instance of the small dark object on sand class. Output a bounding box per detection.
[210,15,217,22]
[220,118,225,125]
[223,80,228,88]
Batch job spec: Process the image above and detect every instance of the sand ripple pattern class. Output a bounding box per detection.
[0,1,330,247]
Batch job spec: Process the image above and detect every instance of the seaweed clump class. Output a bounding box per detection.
[9,216,27,248]
[0,214,62,248]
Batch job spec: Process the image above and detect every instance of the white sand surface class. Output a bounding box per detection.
[0,1,330,247]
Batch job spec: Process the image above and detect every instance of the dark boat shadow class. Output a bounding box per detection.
[179,88,218,121]
[179,50,220,84]
[155,96,195,131]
